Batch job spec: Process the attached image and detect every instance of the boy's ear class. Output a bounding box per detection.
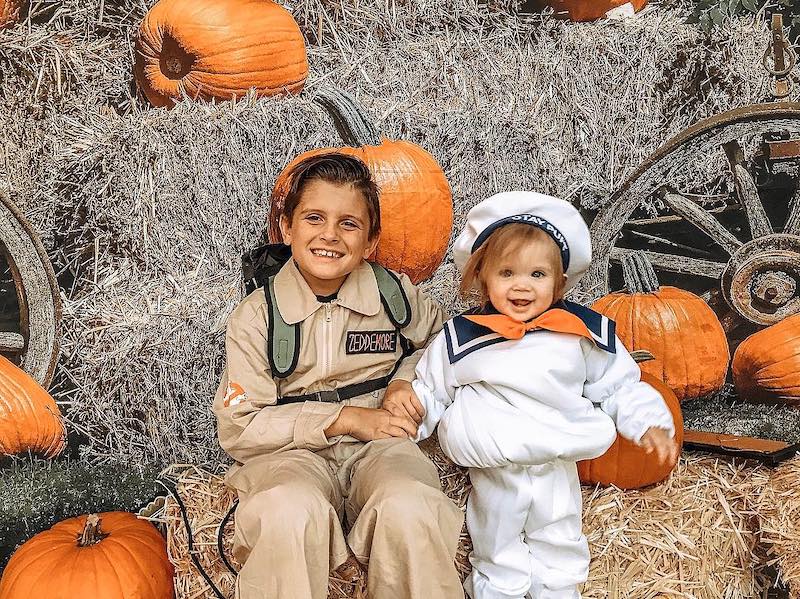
[363,234,379,259]
[279,214,292,244]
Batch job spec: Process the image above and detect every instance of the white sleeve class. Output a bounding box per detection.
[411,329,459,442]
[583,336,675,443]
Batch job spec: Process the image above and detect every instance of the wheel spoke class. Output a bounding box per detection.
[784,184,800,235]
[660,190,742,255]
[722,141,773,239]
[610,247,726,278]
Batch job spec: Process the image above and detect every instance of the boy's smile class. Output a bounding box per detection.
[280,179,379,296]
[484,242,565,322]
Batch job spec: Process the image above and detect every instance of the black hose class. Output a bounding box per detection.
[218,499,240,576]
[157,479,227,599]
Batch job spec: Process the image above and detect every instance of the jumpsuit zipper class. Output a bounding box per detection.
[322,302,333,377]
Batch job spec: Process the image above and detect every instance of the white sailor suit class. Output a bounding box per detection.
[412,301,675,599]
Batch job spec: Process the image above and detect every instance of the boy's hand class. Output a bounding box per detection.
[328,406,418,441]
[638,427,680,466]
[382,380,425,424]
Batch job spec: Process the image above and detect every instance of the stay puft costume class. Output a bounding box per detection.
[412,192,675,599]
[213,258,464,599]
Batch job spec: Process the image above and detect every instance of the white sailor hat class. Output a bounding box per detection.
[453,191,592,292]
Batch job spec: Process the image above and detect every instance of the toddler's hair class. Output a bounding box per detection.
[460,223,566,307]
[282,153,382,239]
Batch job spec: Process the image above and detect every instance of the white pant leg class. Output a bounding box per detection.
[466,466,533,599]
[523,461,587,599]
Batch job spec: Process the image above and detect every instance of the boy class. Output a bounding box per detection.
[213,153,464,599]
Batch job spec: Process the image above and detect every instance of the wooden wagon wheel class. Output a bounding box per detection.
[0,192,60,387]
[573,103,800,340]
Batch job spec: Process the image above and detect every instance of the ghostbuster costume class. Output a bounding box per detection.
[213,256,464,599]
[412,192,675,599]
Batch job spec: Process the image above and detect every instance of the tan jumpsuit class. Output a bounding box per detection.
[213,259,465,599]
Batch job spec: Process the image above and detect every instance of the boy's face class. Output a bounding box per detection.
[483,240,565,322]
[280,179,378,296]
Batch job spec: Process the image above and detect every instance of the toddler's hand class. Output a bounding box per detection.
[639,427,680,466]
[382,380,425,425]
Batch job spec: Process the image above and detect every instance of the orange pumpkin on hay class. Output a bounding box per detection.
[0,354,65,458]
[134,0,308,108]
[578,370,683,489]
[532,0,648,21]
[591,252,729,402]
[0,512,174,599]
[732,313,800,404]
[268,88,453,284]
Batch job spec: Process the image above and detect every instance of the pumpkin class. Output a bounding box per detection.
[531,0,648,21]
[732,313,800,404]
[591,251,729,401]
[134,0,308,108]
[268,87,453,284]
[0,0,24,28]
[0,512,174,599]
[0,354,65,458]
[578,370,683,489]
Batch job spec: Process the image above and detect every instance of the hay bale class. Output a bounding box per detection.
[754,456,800,598]
[162,451,772,599]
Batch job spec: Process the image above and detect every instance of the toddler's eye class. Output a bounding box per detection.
[532,271,545,278]
[500,269,512,277]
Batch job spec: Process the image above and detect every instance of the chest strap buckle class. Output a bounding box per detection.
[313,390,340,403]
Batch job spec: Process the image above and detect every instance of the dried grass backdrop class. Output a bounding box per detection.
[0,0,773,467]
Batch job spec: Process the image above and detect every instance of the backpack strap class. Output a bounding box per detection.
[264,275,300,379]
[370,263,412,329]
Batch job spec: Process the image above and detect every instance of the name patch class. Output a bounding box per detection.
[346,330,398,354]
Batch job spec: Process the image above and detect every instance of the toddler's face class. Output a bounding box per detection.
[279,179,378,296]
[484,241,563,322]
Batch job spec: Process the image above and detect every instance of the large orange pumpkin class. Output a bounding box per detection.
[0,512,174,599]
[134,0,308,108]
[532,0,648,21]
[268,87,453,284]
[591,252,729,401]
[732,313,800,404]
[0,0,24,28]
[0,354,65,458]
[578,370,683,489]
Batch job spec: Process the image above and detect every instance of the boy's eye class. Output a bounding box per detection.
[341,220,360,229]
[304,214,323,223]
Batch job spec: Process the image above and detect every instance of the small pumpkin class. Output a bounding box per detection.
[268,87,453,284]
[578,369,683,489]
[531,0,647,21]
[0,0,24,28]
[134,0,308,108]
[732,313,800,404]
[0,354,65,458]
[591,251,729,402]
[0,512,174,599]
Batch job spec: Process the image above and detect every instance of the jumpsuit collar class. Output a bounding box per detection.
[274,259,382,325]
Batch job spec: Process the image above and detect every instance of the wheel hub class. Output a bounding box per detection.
[721,234,800,324]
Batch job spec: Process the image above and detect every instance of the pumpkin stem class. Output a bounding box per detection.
[313,87,382,147]
[78,514,109,547]
[159,32,194,81]
[621,251,660,294]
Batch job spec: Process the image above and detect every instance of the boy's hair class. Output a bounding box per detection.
[459,223,566,307]
[282,153,381,240]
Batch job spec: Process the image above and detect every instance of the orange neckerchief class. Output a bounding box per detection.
[464,308,594,341]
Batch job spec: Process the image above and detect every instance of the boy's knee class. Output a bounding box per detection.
[373,480,461,532]
[239,483,335,535]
